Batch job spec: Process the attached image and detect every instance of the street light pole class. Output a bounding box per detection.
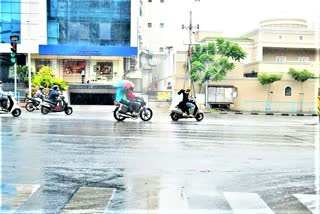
[166,46,173,99]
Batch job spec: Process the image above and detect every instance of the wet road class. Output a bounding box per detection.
[1,106,319,214]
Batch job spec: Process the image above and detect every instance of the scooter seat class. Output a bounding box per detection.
[43,99,56,105]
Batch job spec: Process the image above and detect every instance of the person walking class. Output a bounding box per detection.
[81,68,85,84]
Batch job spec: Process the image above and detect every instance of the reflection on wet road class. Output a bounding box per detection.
[1,106,319,213]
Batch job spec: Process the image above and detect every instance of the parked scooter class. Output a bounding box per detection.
[0,93,21,117]
[113,96,153,121]
[41,95,73,115]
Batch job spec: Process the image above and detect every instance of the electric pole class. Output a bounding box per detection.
[182,0,200,93]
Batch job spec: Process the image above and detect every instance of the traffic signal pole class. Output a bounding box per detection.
[10,35,19,97]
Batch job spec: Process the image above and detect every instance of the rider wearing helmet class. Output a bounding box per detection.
[35,85,47,100]
[49,85,62,108]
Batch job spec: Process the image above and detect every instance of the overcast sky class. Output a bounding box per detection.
[172,0,320,37]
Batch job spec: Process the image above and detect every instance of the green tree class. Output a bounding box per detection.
[258,73,282,112]
[288,68,316,113]
[32,66,69,90]
[257,73,282,85]
[9,65,33,84]
[190,38,246,92]
[288,68,316,85]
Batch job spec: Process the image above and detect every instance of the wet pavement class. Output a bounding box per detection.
[0,105,319,214]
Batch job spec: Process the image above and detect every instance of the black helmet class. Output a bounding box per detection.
[39,85,44,90]
[52,85,59,90]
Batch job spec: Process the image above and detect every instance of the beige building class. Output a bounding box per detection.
[174,18,319,114]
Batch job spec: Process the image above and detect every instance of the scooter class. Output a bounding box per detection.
[40,95,73,115]
[25,96,47,112]
[0,93,22,117]
[113,96,153,121]
[170,102,204,121]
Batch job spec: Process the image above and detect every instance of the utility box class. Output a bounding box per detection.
[208,86,237,104]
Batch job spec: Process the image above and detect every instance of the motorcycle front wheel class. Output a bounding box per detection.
[113,106,126,121]
[65,107,73,115]
[195,112,204,121]
[140,108,153,121]
[12,109,21,117]
[25,102,35,112]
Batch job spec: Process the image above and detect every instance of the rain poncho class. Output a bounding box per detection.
[115,87,130,104]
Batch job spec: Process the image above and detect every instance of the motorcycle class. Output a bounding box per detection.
[113,96,153,121]
[170,96,204,121]
[25,96,47,112]
[0,93,21,117]
[40,95,73,115]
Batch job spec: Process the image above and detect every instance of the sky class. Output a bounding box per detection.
[172,0,320,37]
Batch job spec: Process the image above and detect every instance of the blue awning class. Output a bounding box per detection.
[39,45,137,57]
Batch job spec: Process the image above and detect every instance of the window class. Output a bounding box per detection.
[47,0,131,46]
[35,60,55,72]
[0,1,21,44]
[159,47,164,52]
[148,23,152,28]
[285,87,292,96]
[243,70,258,78]
[299,35,304,40]
[160,23,165,28]
[63,60,85,74]
[298,57,309,62]
[276,56,286,62]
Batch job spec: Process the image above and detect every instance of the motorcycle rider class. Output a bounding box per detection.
[128,86,141,116]
[177,88,195,117]
[0,80,8,111]
[34,85,47,100]
[49,85,62,109]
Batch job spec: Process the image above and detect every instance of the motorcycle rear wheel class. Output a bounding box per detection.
[25,102,35,112]
[113,106,126,121]
[41,106,50,115]
[170,113,180,121]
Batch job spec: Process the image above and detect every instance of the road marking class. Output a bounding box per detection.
[224,192,275,214]
[60,187,115,214]
[156,187,189,212]
[0,184,40,213]
[293,194,320,214]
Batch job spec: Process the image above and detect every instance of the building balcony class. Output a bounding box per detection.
[244,61,318,73]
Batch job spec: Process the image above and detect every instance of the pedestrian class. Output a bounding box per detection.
[81,68,85,84]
